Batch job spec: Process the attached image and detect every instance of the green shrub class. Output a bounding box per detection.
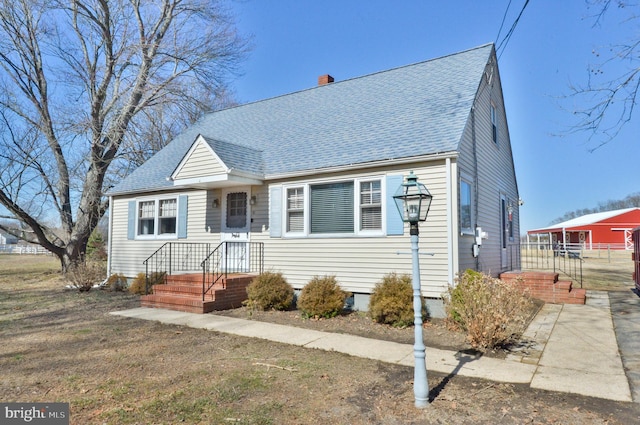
[245,272,294,311]
[86,228,107,261]
[105,273,128,292]
[297,275,350,319]
[443,270,533,351]
[129,272,165,295]
[369,272,426,327]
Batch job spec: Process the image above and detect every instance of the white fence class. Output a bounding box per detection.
[0,244,52,255]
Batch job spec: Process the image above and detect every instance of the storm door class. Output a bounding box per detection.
[221,187,250,272]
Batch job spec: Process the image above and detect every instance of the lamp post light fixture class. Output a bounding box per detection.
[393,171,433,408]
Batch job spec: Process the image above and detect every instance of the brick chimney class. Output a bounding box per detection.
[318,74,334,86]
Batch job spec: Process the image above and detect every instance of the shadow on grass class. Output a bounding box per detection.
[429,349,482,403]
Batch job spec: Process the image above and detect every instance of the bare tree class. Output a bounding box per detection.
[569,0,640,151]
[0,0,248,271]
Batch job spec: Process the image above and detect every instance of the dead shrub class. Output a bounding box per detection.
[128,272,165,295]
[105,273,128,292]
[65,260,106,292]
[244,271,294,311]
[297,275,351,319]
[369,272,426,327]
[443,269,532,351]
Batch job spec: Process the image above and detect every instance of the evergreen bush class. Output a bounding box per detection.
[297,275,350,319]
[245,271,294,311]
[369,272,426,327]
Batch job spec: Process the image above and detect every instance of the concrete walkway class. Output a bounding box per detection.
[110,290,634,403]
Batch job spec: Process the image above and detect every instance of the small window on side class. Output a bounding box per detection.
[460,179,473,234]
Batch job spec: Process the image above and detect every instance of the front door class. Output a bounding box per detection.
[221,187,251,272]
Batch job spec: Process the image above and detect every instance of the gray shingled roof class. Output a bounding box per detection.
[200,136,264,176]
[110,43,493,195]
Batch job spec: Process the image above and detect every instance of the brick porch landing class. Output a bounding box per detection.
[500,271,586,305]
[140,273,254,314]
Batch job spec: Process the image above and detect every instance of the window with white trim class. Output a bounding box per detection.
[287,187,304,232]
[137,197,178,237]
[283,177,383,236]
[159,199,177,234]
[138,200,156,235]
[360,180,381,230]
[310,182,354,234]
[460,177,474,234]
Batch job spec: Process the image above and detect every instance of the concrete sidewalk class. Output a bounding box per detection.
[110,290,633,403]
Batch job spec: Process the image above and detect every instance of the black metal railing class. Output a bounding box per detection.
[143,242,213,294]
[201,242,264,301]
[519,242,583,288]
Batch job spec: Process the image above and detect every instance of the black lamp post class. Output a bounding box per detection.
[393,171,433,408]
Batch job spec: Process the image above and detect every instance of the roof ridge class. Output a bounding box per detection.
[200,43,494,117]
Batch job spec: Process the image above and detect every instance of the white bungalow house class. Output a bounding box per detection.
[106,43,521,316]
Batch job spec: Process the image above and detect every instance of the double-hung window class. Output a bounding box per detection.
[283,177,383,236]
[137,197,178,237]
[287,187,305,232]
[138,201,156,236]
[159,199,177,234]
[360,180,381,231]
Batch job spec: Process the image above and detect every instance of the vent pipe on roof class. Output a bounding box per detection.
[318,74,334,86]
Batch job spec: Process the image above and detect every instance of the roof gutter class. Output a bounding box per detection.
[265,151,459,180]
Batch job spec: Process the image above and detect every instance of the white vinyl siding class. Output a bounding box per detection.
[457,60,520,275]
[110,165,451,299]
[173,140,226,180]
[257,165,450,299]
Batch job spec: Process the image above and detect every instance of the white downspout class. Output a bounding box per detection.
[106,195,113,277]
[447,157,456,286]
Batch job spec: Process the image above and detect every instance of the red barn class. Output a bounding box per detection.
[527,208,640,250]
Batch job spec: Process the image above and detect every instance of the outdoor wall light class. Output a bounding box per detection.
[212,198,219,208]
[250,195,257,206]
[392,171,433,409]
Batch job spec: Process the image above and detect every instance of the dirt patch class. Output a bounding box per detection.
[214,297,544,359]
[2,255,639,424]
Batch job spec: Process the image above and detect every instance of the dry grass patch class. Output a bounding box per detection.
[1,255,638,424]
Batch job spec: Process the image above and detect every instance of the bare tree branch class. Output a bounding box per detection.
[0,0,249,271]
[570,1,640,150]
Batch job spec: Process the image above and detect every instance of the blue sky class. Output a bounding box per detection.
[228,0,640,233]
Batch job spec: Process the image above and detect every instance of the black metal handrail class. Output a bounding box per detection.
[143,242,212,294]
[201,241,264,301]
[519,242,583,288]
